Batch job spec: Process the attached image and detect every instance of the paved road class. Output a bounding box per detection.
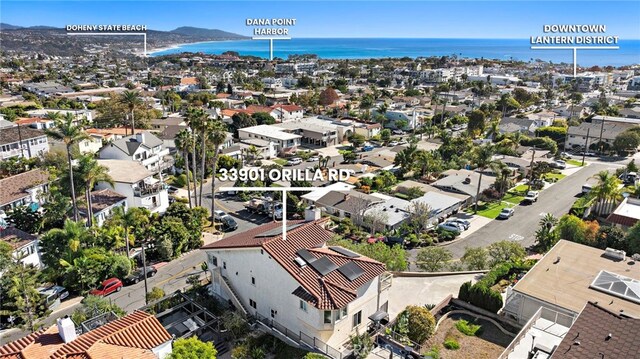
[444,162,620,258]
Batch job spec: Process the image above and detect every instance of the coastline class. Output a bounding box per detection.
[146,38,250,56]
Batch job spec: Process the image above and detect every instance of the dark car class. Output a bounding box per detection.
[89,278,123,296]
[125,266,157,285]
[216,215,238,231]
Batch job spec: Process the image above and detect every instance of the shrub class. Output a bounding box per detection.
[443,338,460,350]
[458,281,472,302]
[146,287,165,303]
[403,305,436,344]
[455,319,483,336]
[424,346,440,359]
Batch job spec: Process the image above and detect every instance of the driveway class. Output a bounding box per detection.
[387,273,481,319]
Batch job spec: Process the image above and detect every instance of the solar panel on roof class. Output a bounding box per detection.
[296,249,317,264]
[309,257,338,276]
[255,224,303,238]
[338,262,365,281]
[328,246,360,258]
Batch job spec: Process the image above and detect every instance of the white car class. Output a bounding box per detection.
[307,156,320,162]
[388,141,399,147]
[522,191,539,203]
[286,157,302,166]
[552,160,566,169]
[392,129,404,135]
[498,207,515,219]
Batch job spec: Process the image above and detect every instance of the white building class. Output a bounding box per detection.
[270,104,304,122]
[0,126,49,160]
[78,134,104,155]
[25,109,94,124]
[202,213,391,352]
[238,125,302,154]
[0,226,42,270]
[96,160,170,213]
[98,131,171,174]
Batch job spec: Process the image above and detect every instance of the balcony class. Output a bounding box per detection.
[134,183,166,197]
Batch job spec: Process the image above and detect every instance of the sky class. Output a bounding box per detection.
[1,1,639,39]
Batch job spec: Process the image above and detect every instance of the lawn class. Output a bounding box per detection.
[543,172,567,182]
[567,159,584,167]
[273,158,288,166]
[469,192,524,219]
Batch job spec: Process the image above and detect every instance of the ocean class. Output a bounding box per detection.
[150,38,640,66]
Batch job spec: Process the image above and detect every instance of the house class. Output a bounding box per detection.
[0,226,42,269]
[362,196,411,231]
[78,133,104,154]
[96,160,170,213]
[353,122,382,139]
[26,109,94,123]
[14,117,55,130]
[98,131,172,174]
[315,190,384,223]
[0,125,49,160]
[201,213,391,351]
[412,191,466,220]
[503,240,640,325]
[274,118,342,147]
[370,109,417,130]
[606,197,640,229]
[237,125,301,155]
[0,311,173,358]
[79,189,128,227]
[270,104,304,122]
[432,169,495,202]
[565,121,630,151]
[0,169,49,215]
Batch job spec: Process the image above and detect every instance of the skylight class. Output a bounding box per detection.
[590,270,640,304]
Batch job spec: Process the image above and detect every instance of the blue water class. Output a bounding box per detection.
[151,38,640,66]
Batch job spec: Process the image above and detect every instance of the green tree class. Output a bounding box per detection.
[175,129,195,208]
[626,221,640,255]
[613,130,640,155]
[403,305,436,344]
[380,129,391,142]
[329,239,407,271]
[535,213,559,251]
[3,260,45,332]
[349,329,373,358]
[416,247,452,272]
[169,337,217,359]
[118,90,143,134]
[208,119,231,217]
[251,112,276,125]
[45,113,90,221]
[76,155,113,226]
[231,112,257,132]
[461,247,488,270]
[394,144,418,174]
[596,226,627,251]
[466,109,486,137]
[487,240,525,266]
[146,287,165,303]
[71,295,126,324]
[7,206,43,234]
[406,201,434,236]
[349,133,366,147]
[471,145,496,212]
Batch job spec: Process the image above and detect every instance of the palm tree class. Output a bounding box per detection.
[208,119,228,217]
[175,129,194,208]
[119,90,143,135]
[77,155,113,226]
[45,113,90,221]
[486,120,500,140]
[471,144,497,213]
[110,207,150,256]
[591,171,622,215]
[185,108,204,205]
[540,213,558,231]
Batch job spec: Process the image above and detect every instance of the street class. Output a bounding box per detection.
[443,162,622,258]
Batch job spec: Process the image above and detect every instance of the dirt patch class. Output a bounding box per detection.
[422,314,512,359]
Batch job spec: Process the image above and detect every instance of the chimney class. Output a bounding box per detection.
[57,317,77,343]
[135,132,145,143]
[305,206,321,222]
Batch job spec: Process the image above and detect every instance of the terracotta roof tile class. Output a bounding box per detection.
[0,169,49,206]
[202,219,386,310]
[550,302,640,359]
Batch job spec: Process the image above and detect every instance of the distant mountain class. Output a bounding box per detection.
[170,26,247,40]
[0,23,248,56]
[0,23,23,30]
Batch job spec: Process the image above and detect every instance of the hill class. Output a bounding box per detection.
[170,26,247,40]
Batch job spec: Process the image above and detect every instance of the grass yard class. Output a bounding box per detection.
[543,172,567,182]
[273,158,288,166]
[567,159,584,167]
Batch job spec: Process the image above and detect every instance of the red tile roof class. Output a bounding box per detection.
[271,104,303,112]
[0,311,171,359]
[606,213,638,228]
[550,302,640,359]
[201,219,386,310]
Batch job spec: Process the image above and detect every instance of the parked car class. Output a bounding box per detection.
[286,157,302,166]
[388,141,399,147]
[362,145,375,152]
[446,218,470,230]
[38,285,69,310]
[551,160,566,169]
[384,236,405,246]
[167,186,179,194]
[522,191,539,204]
[438,223,462,232]
[498,207,515,219]
[89,278,123,296]
[216,214,238,231]
[125,266,157,285]
[392,129,404,135]
[307,156,320,162]
[620,172,638,185]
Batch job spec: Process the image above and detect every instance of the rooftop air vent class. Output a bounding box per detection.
[463,177,471,184]
[603,248,626,261]
[294,257,306,268]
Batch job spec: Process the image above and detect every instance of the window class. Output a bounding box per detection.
[210,255,218,267]
[352,311,362,328]
[299,300,307,312]
[251,277,255,285]
[271,309,277,318]
[335,307,348,322]
[223,262,226,269]
[324,311,332,324]
[249,299,256,309]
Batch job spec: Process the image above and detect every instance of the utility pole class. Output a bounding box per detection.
[17,123,25,158]
[598,117,605,155]
[141,242,149,304]
[582,127,590,166]
[527,146,536,193]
